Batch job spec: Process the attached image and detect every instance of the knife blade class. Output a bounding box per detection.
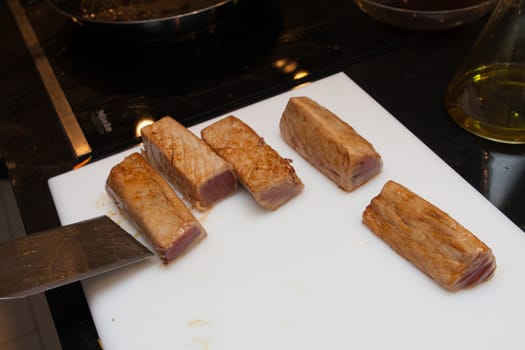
[0,215,152,299]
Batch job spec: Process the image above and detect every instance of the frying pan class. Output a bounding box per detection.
[45,0,239,38]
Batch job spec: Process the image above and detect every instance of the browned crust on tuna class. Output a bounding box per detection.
[280,96,382,192]
[141,116,237,211]
[201,115,304,210]
[362,180,496,291]
[106,152,207,264]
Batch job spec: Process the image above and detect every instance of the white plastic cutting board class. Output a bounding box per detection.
[49,73,525,350]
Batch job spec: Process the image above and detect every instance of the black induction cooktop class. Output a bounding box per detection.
[17,0,417,160]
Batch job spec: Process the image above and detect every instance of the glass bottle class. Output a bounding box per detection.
[445,0,525,144]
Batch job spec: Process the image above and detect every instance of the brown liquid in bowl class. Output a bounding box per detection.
[384,0,488,11]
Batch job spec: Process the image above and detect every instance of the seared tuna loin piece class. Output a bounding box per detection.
[141,116,237,211]
[362,180,496,291]
[201,115,304,210]
[106,152,207,263]
[280,96,382,192]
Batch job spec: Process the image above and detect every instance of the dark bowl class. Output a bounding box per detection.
[353,0,498,31]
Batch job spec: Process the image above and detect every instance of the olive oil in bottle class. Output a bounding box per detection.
[444,0,525,144]
[445,64,525,144]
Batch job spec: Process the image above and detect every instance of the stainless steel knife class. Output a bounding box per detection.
[0,215,153,299]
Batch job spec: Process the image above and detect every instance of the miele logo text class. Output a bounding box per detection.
[92,109,112,134]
